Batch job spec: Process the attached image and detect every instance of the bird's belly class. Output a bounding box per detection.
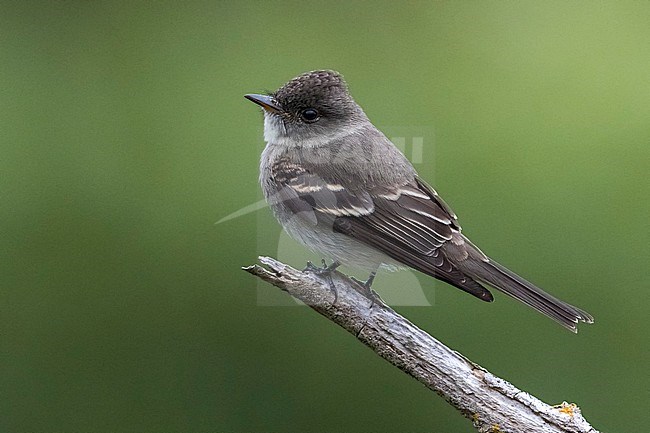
[276,208,402,272]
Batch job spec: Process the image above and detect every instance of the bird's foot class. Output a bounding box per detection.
[350,271,383,306]
[303,259,341,304]
[304,259,341,274]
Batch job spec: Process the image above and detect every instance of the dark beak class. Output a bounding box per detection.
[244,94,283,114]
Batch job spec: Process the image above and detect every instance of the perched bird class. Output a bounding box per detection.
[245,70,593,332]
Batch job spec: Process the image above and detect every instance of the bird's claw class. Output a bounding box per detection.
[350,272,383,305]
[303,259,340,274]
[303,259,341,304]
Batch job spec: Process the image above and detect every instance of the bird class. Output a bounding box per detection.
[245,70,593,332]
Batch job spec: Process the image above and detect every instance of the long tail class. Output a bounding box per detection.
[461,257,594,332]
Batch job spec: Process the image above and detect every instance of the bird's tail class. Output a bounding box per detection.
[462,257,594,332]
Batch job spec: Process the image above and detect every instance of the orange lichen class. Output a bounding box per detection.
[554,401,577,417]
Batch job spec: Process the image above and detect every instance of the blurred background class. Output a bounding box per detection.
[1,1,648,432]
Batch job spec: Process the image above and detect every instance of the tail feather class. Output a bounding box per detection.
[463,258,594,332]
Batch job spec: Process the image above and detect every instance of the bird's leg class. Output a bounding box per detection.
[303,259,341,303]
[351,271,383,306]
[351,271,376,292]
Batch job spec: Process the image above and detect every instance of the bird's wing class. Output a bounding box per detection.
[271,158,492,301]
[269,158,375,223]
[333,178,493,301]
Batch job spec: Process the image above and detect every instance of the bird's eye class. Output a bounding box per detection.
[300,108,320,123]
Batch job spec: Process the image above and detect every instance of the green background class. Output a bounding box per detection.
[2,1,648,432]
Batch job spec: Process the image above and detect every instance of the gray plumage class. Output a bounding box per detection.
[246,70,593,332]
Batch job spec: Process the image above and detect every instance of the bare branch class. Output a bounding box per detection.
[243,256,600,433]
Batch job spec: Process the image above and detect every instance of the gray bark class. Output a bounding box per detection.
[243,256,600,433]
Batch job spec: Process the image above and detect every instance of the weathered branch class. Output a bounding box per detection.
[243,256,600,433]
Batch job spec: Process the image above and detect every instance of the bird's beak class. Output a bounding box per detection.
[244,94,283,114]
